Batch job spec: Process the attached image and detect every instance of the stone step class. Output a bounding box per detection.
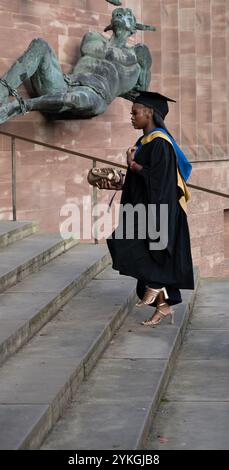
[0,221,38,248]
[0,233,79,294]
[41,269,199,450]
[0,244,110,367]
[0,266,136,450]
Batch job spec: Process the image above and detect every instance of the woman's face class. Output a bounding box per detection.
[131,103,152,129]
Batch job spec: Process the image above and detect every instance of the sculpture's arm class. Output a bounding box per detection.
[133,44,152,91]
[79,31,101,57]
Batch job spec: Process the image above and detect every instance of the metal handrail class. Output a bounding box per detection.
[0,130,126,169]
[1,129,229,167]
[0,129,228,225]
[190,159,229,163]
[188,184,229,199]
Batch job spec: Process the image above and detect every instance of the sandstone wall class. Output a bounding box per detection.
[0,0,228,276]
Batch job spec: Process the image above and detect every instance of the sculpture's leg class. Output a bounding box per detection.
[27,86,107,116]
[0,38,67,104]
[62,87,108,116]
[0,92,67,124]
[0,86,107,123]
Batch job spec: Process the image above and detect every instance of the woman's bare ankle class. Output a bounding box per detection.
[157,301,171,315]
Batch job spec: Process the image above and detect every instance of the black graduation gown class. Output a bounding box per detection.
[107,136,194,305]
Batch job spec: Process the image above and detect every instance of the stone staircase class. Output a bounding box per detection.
[0,221,199,450]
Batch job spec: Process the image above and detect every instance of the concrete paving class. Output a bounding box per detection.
[146,278,229,450]
[41,274,198,450]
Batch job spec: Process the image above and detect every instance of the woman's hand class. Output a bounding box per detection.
[129,161,143,172]
[126,146,137,166]
[126,146,143,173]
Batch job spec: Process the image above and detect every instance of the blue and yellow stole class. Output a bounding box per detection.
[135,128,192,213]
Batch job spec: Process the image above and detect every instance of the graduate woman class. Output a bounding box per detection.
[107,91,194,326]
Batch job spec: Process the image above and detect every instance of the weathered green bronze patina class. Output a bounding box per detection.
[106,0,122,5]
[0,8,155,123]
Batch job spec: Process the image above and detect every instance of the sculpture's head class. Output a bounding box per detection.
[104,8,156,36]
[105,8,137,35]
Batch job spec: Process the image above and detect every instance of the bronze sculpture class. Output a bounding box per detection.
[0,8,155,123]
[106,0,122,5]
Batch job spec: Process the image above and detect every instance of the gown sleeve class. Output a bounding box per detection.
[136,137,179,259]
[137,138,175,200]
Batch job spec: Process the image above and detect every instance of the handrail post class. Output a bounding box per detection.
[11,137,16,221]
[92,159,98,244]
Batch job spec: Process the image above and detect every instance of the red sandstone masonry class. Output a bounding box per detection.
[212,57,227,81]
[143,0,161,26]
[196,33,211,56]
[161,3,178,28]
[179,0,195,7]
[162,28,179,52]
[180,31,196,54]
[0,1,229,276]
[196,1,211,33]
[179,8,196,31]
[197,100,212,124]
[144,29,161,52]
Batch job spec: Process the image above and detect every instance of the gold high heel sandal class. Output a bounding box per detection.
[141,302,175,327]
[136,286,168,307]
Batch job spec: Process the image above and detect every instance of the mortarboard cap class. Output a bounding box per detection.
[134,91,176,119]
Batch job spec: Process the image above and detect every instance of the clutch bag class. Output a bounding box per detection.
[87,167,125,190]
